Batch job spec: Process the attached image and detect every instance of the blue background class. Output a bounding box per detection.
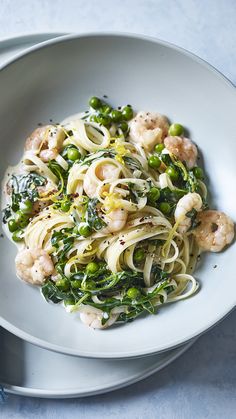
[1,1,236,417]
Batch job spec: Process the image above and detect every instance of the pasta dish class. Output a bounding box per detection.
[2,97,234,329]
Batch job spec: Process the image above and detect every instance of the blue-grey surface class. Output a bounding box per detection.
[0,0,236,417]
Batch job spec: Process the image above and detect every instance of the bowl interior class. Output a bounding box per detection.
[0,34,235,358]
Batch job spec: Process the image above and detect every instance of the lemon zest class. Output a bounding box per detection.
[161,220,180,258]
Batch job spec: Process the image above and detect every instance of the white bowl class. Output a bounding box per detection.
[0,33,235,358]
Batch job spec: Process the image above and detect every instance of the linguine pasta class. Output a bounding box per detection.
[2,97,233,329]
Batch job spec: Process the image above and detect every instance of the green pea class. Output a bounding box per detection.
[148,155,161,169]
[122,106,133,121]
[61,201,71,212]
[193,166,203,180]
[15,210,29,227]
[102,105,112,114]
[12,230,24,242]
[56,279,69,291]
[97,115,111,126]
[89,96,102,110]
[79,224,92,237]
[133,248,145,263]
[86,261,99,274]
[71,280,82,289]
[147,187,160,203]
[127,287,140,300]
[159,202,171,215]
[8,219,18,233]
[90,114,99,123]
[110,109,122,122]
[20,199,33,213]
[165,166,179,182]
[119,121,129,133]
[168,123,184,136]
[67,148,81,161]
[154,143,165,153]
[82,280,96,290]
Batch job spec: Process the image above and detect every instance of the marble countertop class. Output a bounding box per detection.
[0,0,236,417]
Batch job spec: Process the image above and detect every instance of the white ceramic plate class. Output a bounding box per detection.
[0,33,235,359]
[0,34,197,400]
[0,326,195,398]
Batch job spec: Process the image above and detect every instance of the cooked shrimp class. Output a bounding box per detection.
[129,111,169,151]
[102,207,128,233]
[175,192,202,233]
[80,308,118,329]
[164,136,197,169]
[193,210,234,252]
[25,125,66,162]
[84,162,121,198]
[15,248,55,285]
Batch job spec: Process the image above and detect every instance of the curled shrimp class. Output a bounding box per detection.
[15,248,55,285]
[129,111,169,151]
[101,207,128,233]
[83,162,121,198]
[175,192,202,233]
[80,308,118,329]
[164,136,198,169]
[25,125,66,162]
[193,210,234,252]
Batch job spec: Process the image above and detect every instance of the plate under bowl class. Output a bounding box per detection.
[0,33,235,358]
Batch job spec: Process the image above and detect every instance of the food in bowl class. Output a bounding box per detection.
[2,96,234,329]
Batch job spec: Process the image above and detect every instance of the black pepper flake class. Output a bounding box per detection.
[0,234,4,238]
[139,217,145,222]
[37,122,42,126]
[119,240,125,245]
[190,253,194,257]
[49,119,53,122]
[213,265,217,269]
[197,255,201,260]
[103,95,108,98]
